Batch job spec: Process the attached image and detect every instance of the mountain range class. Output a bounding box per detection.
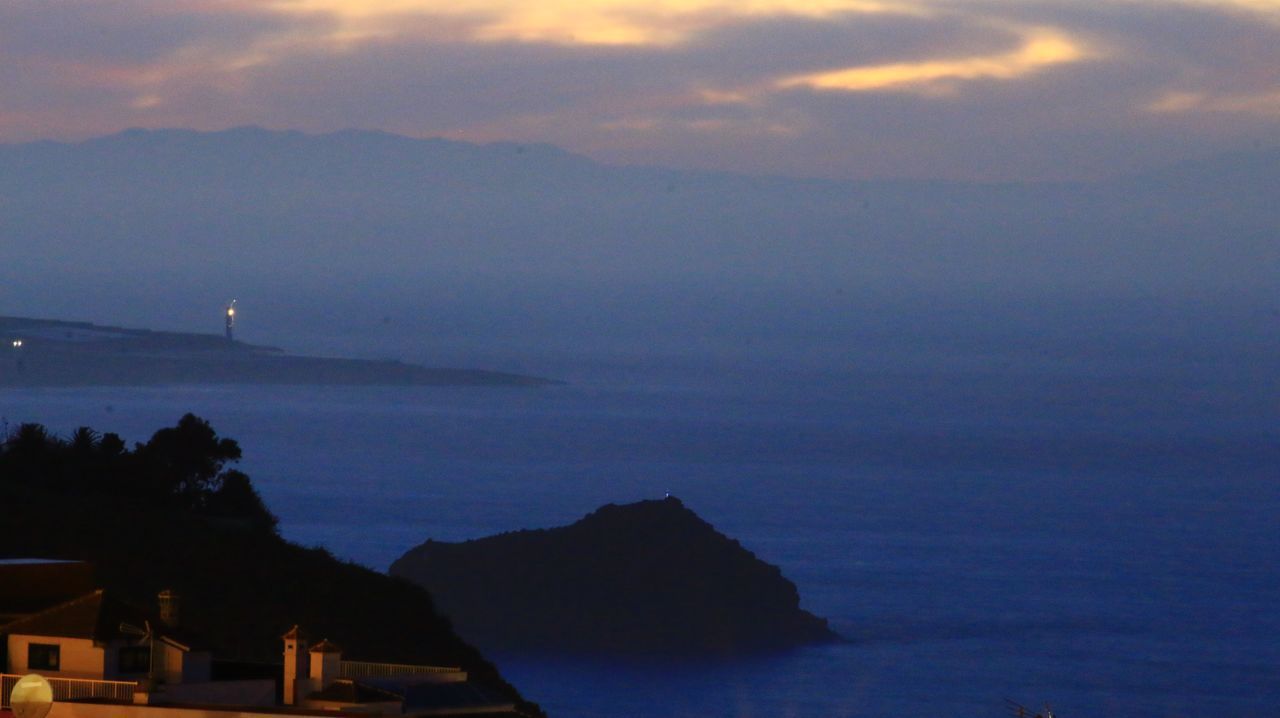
[1,127,1274,346]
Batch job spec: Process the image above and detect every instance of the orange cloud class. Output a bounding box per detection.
[778,26,1090,93]
[260,1,1280,50]
[267,0,928,46]
[1148,89,1280,116]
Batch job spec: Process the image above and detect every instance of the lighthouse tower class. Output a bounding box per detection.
[224,300,236,342]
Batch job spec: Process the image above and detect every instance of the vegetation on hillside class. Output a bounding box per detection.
[0,414,275,532]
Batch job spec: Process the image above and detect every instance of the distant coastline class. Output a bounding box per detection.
[0,316,557,387]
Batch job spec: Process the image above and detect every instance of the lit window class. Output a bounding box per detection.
[28,643,60,671]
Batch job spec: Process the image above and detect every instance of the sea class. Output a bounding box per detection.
[3,297,1277,717]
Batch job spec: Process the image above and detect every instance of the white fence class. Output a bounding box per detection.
[339,660,465,681]
[1,673,137,706]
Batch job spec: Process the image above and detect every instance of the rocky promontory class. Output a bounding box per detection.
[0,316,555,387]
[390,497,837,656]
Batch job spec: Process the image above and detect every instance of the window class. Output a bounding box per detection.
[118,645,151,674]
[28,643,60,671]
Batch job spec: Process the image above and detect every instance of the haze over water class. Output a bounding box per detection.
[4,295,1276,717]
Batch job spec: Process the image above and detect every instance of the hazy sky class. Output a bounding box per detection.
[2,0,1277,180]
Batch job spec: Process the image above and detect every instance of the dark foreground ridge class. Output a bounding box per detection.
[391,497,838,656]
[0,415,542,716]
[0,316,556,387]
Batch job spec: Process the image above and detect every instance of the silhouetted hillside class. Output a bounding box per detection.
[0,416,541,717]
[391,497,837,656]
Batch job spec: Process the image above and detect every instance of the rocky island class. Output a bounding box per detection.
[390,497,838,656]
[0,315,554,387]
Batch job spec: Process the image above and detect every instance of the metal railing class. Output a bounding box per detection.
[1,673,137,707]
[339,660,464,680]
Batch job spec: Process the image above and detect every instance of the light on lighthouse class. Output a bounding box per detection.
[225,300,237,342]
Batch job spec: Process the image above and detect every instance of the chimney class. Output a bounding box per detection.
[309,639,342,692]
[281,626,309,706]
[157,589,179,628]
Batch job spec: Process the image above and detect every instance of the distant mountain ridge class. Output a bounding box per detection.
[1,126,1275,321]
[6,125,1276,187]
[6,125,1275,195]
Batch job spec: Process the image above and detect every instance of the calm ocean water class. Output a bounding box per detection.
[3,322,1277,717]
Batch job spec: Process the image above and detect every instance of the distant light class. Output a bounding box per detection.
[227,308,235,317]
[11,339,22,348]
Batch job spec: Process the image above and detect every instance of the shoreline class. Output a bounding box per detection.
[1,315,559,387]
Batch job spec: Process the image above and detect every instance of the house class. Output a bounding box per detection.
[0,560,525,717]
[3,590,210,685]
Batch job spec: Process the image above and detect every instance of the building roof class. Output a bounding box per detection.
[307,679,402,705]
[309,639,342,654]
[281,624,306,641]
[1,590,205,649]
[0,560,95,618]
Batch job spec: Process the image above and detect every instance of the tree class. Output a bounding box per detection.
[0,414,275,531]
[135,413,242,506]
[207,469,278,532]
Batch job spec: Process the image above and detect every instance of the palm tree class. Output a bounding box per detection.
[70,426,101,453]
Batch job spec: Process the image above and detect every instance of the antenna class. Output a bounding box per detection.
[225,300,237,342]
[120,620,157,687]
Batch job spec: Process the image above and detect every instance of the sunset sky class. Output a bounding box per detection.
[2,0,1277,180]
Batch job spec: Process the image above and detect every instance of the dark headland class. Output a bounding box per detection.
[390,497,838,657]
[0,315,555,386]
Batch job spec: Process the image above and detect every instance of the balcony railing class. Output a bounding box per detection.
[1,673,137,707]
[339,660,465,681]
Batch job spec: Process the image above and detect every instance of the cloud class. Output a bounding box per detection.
[1148,89,1280,116]
[0,0,1277,179]
[269,0,931,46]
[777,25,1091,94]
[0,1,304,63]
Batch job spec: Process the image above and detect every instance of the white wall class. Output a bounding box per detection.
[7,635,104,679]
[157,643,212,685]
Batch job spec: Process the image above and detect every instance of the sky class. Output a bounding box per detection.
[1,0,1278,180]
